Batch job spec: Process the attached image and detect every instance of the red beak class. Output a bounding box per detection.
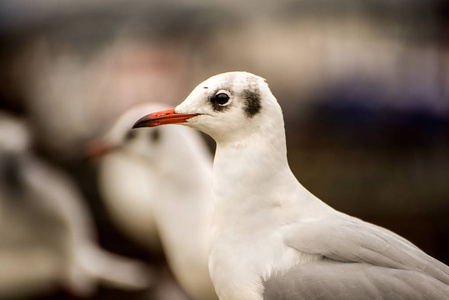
[132,108,199,128]
[84,140,117,159]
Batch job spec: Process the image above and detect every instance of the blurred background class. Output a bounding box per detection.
[0,0,448,299]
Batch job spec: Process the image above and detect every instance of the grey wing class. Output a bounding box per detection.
[282,213,449,285]
[263,261,449,300]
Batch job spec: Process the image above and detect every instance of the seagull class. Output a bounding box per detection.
[132,72,449,300]
[87,103,217,300]
[0,112,151,299]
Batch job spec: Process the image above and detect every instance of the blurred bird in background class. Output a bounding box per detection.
[0,0,448,299]
[0,112,152,299]
[87,103,217,300]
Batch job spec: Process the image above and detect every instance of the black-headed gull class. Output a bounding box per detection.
[87,103,217,300]
[0,112,151,298]
[132,72,449,300]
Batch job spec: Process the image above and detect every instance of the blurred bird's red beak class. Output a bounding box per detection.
[132,108,199,128]
[85,140,117,159]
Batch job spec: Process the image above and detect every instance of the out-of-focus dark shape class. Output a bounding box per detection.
[0,112,153,299]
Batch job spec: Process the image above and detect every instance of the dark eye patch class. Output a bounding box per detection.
[125,130,137,141]
[149,128,160,142]
[209,90,232,112]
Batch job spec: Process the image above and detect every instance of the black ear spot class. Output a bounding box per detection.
[243,89,261,118]
[149,128,160,142]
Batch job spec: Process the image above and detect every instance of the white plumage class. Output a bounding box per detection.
[133,72,449,300]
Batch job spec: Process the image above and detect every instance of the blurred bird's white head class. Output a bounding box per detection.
[86,103,212,182]
[87,104,182,161]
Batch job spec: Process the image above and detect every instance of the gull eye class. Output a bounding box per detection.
[216,93,230,105]
[212,91,232,107]
[149,128,160,142]
[125,130,137,141]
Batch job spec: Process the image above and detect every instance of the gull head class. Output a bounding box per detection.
[133,72,283,143]
[86,104,176,160]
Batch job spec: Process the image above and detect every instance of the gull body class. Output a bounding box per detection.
[133,72,449,300]
[0,112,150,299]
[90,103,217,300]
